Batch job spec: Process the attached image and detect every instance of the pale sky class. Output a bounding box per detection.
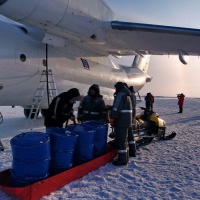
[106,0,200,98]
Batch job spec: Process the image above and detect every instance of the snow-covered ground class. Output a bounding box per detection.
[0,98,200,200]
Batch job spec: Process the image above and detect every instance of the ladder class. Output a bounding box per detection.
[26,69,58,129]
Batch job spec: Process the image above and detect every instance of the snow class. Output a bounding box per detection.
[0,98,200,200]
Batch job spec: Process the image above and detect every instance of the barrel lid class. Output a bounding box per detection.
[67,124,96,133]
[10,132,49,147]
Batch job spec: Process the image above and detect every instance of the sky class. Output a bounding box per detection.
[0,98,200,199]
[106,0,200,98]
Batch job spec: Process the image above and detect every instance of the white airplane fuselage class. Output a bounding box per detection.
[0,1,149,111]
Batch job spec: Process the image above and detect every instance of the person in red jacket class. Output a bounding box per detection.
[177,93,185,113]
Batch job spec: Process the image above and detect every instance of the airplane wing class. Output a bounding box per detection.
[105,21,200,57]
[1,0,200,59]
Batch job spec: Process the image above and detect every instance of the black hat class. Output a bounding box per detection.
[67,88,82,100]
[115,82,124,90]
[88,84,100,96]
[129,86,135,93]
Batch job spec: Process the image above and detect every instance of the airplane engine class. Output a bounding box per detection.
[0,0,68,29]
[0,0,115,43]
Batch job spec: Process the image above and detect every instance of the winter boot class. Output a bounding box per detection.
[112,151,128,166]
[129,141,136,157]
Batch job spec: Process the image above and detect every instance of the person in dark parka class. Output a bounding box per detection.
[110,82,132,166]
[128,85,137,157]
[44,88,82,128]
[77,84,108,122]
[144,93,151,110]
[149,93,154,112]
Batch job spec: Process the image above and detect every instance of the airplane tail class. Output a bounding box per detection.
[120,55,152,83]
[131,55,150,74]
[132,55,151,82]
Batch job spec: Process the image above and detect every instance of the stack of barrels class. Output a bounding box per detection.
[10,121,108,186]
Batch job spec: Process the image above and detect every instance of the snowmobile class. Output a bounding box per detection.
[108,107,176,147]
[134,107,176,146]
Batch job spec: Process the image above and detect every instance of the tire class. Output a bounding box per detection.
[0,112,3,124]
[41,109,48,117]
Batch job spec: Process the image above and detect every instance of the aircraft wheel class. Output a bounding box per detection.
[0,112,3,124]
[24,108,39,119]
[41,109,48,117]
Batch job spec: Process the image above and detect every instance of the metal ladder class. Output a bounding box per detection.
[26,69,58,129]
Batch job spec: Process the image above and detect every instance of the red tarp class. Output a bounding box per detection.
[0,147,116,200]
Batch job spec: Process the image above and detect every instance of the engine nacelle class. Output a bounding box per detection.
[0,0,115,44]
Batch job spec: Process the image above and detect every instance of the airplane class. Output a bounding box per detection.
[0,0,200,119]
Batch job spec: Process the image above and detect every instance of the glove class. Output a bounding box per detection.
[109,118,115,126]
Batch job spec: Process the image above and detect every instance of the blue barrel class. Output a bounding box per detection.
[10,132,50,187]
[46,127,78,174]
[83,121,108,157]
[66,124,96,164]
[46,127,65,135]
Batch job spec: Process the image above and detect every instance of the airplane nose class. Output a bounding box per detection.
[0,0,7,6]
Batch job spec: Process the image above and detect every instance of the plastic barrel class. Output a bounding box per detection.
[83,120,108,157]
[46,127,78,174]
[66,124,96,164]
[10,132,50,187]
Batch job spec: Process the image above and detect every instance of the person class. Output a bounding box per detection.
[144,93,151,110]
[128,86,137,157]
[44,88,82,128]
[77,84,108,123]
[177,93,185,113]
[149,93,154,112]
[110,82,132,166]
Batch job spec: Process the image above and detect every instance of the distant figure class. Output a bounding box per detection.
[177,93,185,113]
[144,93,151,110]
[44,88,82,128]
[149,93,154,112]
[77,84,108,123]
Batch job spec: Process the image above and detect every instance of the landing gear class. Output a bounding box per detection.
[0,111,3,124]
[24,108,39,119]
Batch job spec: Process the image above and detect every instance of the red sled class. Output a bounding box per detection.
[0,147,116,200]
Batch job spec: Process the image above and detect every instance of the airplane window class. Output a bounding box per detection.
[20,54,26,62]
